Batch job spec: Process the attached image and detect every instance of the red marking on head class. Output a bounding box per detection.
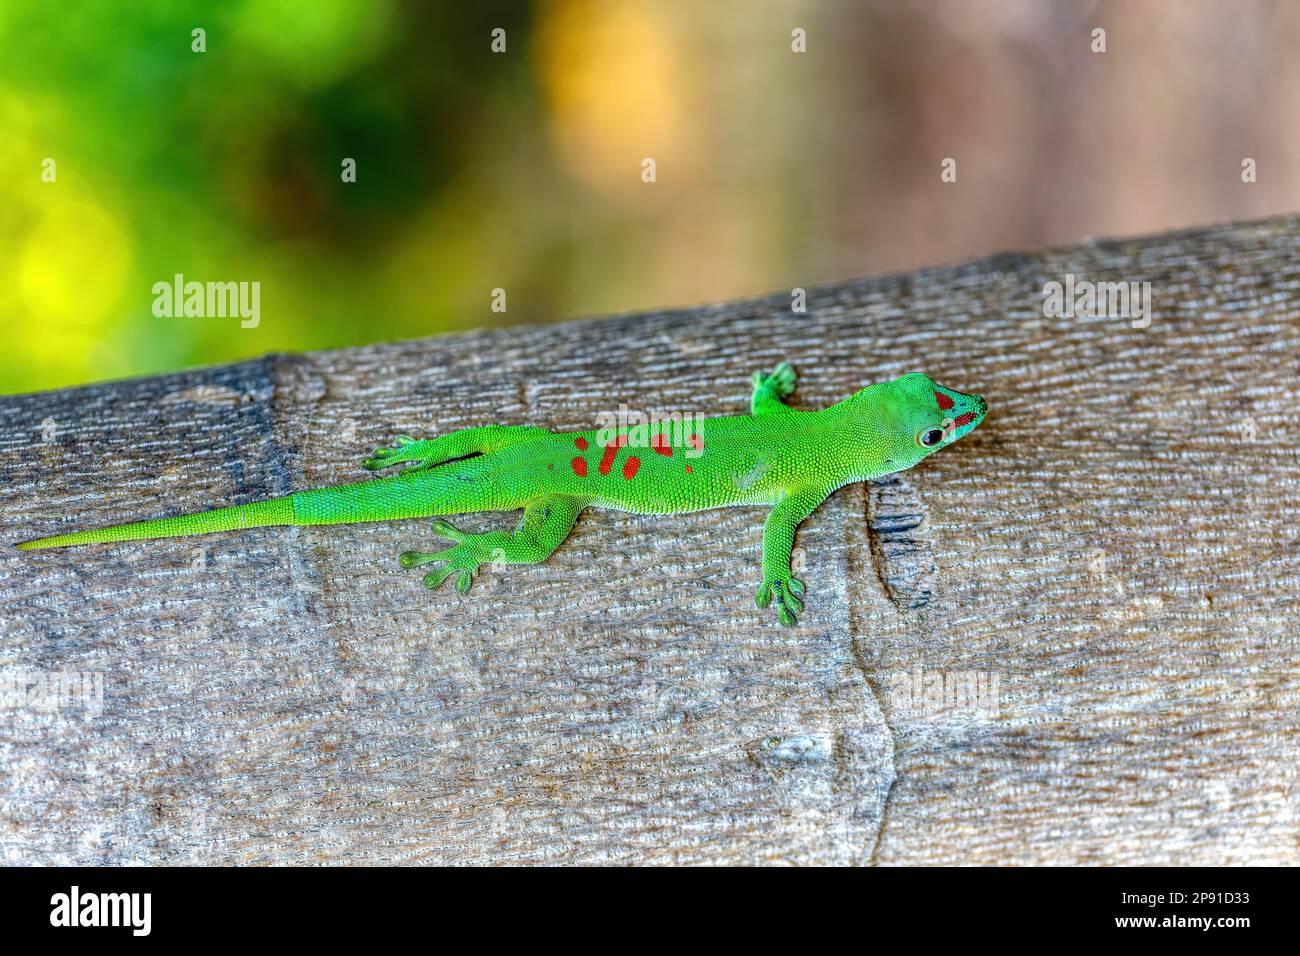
[688,433,703,451]
[574,437,589,451]
[935,391,954,411]
[651,433,673,457]
[685,465,693,474]
[623,456,641,480]
[952,412,976,428]
[597,435,628,475]
[570,457,587,477]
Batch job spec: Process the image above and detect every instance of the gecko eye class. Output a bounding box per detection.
[918,428,945,447]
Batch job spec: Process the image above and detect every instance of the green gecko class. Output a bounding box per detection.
[17,364,986,626]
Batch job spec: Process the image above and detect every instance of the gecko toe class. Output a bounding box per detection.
[431,519,466,541]
[400,549,454,569]
[769,362,796,395]
[422,567,455,590]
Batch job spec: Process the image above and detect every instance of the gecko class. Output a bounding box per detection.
[16,364,986,626]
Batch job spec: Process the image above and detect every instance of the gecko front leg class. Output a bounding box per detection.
[399,494,587,593]
[751,361,798,415]
[757,487,831,626]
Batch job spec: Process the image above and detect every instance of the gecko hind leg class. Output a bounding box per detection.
[400,495,587,594]
[364,425,544,473]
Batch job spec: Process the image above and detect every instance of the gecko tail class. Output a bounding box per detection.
[14,497,295,550]
[17,466,493,551]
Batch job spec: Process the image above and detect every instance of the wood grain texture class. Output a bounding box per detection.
[2,216,1299,865]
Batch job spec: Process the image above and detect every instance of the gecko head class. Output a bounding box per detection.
[862,372,987,471]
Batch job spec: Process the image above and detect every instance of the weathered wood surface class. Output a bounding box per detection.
[2,216,1299,865]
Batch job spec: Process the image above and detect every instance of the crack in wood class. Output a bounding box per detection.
[865,475,937,611]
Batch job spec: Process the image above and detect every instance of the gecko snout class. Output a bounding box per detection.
[949,393,987,432]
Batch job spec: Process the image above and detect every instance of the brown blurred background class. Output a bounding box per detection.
[1,0,1296,393]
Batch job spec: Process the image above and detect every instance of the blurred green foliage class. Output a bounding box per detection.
[0,0,566,393]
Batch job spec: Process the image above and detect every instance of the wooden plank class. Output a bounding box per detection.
[2,216,1298,864]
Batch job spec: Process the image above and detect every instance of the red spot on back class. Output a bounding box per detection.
[623,456,641,480]
[574,437,588,451]
[651,433,673,457]
[688,433,703,451]
[685,465,693,474]
[598,435,628,475]
[952,412,976,427]
[571,457,587,477]
[935,391,954,411]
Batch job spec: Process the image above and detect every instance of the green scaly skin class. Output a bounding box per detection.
[16,365,986,626]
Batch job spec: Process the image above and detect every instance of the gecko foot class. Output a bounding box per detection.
[752,361,797,398]
[398,520,501,594]
[364,435,428,472]
[756,575,806,627]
